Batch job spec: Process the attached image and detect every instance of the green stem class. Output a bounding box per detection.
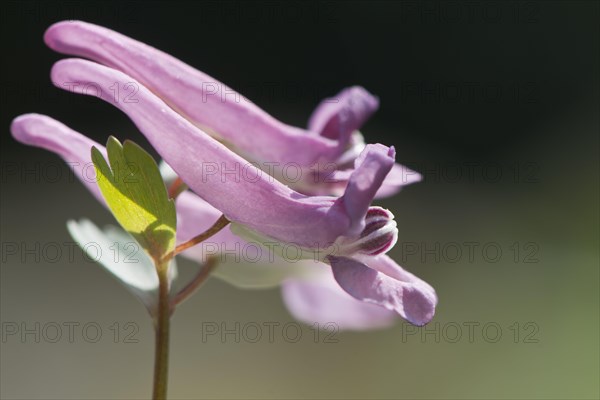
[151,215,229,398]
[152,266,170,400]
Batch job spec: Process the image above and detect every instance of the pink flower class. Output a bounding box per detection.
[44,20,421,197]
[11,114,431,327]
[10,26,438,327]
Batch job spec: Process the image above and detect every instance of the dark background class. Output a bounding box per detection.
[1,1,598,399]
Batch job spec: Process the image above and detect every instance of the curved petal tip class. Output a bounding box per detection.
[329,255,437,326]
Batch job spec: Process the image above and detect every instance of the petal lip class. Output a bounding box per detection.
[50,58,393,250]
[282,269,397,331]
[44,20,344,166]
[329,255,437,326]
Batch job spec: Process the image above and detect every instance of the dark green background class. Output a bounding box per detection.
[1,1,598,398]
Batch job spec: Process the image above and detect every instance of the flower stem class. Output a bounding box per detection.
[151,215,229,398]
[152,266,171,400]
[171,256,218,310]
[167,215,230,259]
[168,177,187,199]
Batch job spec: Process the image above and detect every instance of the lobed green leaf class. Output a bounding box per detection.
[92,137,176,264]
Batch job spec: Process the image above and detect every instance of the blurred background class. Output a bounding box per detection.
[1,1,598,399]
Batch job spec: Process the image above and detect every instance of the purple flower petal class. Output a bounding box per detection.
[329,255,437,326]
[50,59,395,249]
[375,163,423,198]
[308,86,379,141]
[282,266,397,331]
[10,113,106,204]
[44,21,422,199]
[342,144,396,234]
[44,20,344,166]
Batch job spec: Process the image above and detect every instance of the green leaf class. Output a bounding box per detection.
[92,137,176,264]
